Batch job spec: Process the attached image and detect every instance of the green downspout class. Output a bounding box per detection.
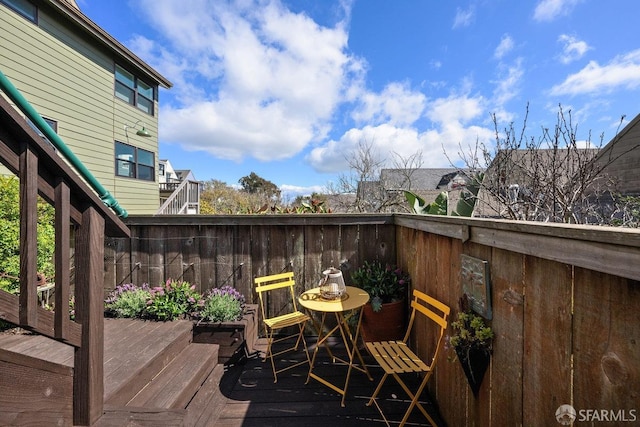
[0,69,127,218]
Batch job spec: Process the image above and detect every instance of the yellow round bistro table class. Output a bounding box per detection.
[298,286,373,406]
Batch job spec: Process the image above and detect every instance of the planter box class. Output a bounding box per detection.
[192,304,258,364]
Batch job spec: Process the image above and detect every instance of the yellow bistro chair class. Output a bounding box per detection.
[254,272,311,383]
[366,289,450,427]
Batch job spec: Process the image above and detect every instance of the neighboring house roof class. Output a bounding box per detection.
[175,169,197,182]
[380,168,473,190]
[593,112,640,196]
[46,0,172,89]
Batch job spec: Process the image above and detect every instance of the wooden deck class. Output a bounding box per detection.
[215,339,446,426]
[0,319,445,426]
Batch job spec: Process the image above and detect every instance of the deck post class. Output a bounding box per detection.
[73,206,105,426]
[19,146,38,327]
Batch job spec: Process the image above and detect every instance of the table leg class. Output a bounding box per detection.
[336,308,373,406]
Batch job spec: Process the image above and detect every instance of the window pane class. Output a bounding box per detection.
[137,96,153,114]
[1,0,37,22]
[115,65,135,89]
[115,81,135,105]
[137,149,154,167]
[116,159,135,177]
[137,165,154,181]
[137,80,153,99]
[115,141,135,158]
[42,117,57,132]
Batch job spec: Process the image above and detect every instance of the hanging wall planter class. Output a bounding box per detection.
[454,345,491,397]
[449,297,494,397]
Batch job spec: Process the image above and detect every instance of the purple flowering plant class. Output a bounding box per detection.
[105,283,152,318]
[351,260,410,312]
[104,280,246,323]
[196,285,246,323]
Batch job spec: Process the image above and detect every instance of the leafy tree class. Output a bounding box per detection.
[238,172,281,200]
[200,178,283,214]
[0,176,55,293]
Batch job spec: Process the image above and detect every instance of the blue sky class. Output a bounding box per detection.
[78,0,640,199]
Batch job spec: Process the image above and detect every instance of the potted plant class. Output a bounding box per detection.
[351,260,410,342]
[448,298,494,396]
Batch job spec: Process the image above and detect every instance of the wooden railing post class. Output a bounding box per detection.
[19,146,38,327]
[54,180,71,340]
[73,206,105,426]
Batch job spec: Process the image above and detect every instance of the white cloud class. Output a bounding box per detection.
[135,0,364,161]
[550,49,640,96]
[307,92,494,173]
[280,184,327,201]
[453,6,475,29]
[492,58,524,107]
[351,82,427,127]
[533,0,583,22]
[557,34,591,64]
[494,34,514,60]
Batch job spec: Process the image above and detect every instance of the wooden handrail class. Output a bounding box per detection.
[0,92,129,425]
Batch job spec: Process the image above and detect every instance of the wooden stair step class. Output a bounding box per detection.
[127,343,219,409]
[104,319,195,406]
[92,405,186,427]
[183,363,228,427]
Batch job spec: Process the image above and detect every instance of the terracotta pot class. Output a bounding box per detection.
[359,299,406,342]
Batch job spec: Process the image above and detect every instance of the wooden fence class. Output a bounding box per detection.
[107,214,398,303]
[113,213,640,426]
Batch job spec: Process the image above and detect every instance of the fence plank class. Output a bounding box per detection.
[303,224,324,292]
[464,243,493,425]
[234,225,252,299]
[340,225,359,286]
[574,268,640,415]
[490,248,524,426]
[165,226,184,283]
[522,256,572,426]
[199,228,216,291]
[213,226,234,292]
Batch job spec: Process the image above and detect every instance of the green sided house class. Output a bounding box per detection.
[0,0,172,215]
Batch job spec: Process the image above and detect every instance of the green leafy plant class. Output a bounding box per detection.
[404,172,483,217]
[405,190,448,215]
[0,176,55,294]
[196,285,246,323]
[448,310,494,357]
[105,283,151,318]
[351,260,410,312]
[145,279,202,321]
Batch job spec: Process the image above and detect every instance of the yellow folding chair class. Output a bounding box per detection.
[366,289,450,427]
[254,272,311,383]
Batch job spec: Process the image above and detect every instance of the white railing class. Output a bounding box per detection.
[156,179,200,215]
